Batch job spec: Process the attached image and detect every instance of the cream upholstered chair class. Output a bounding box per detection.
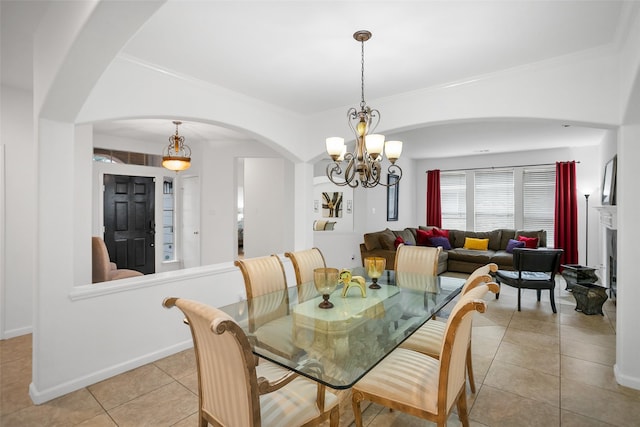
[351,284,493,427]
[394,244,441,275]
[91,237,143,283]
[234,255,299,359]
[163,297,339,427]
[400,263,499,393]
[284,248,326,302]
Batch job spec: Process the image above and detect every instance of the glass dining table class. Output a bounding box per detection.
[219,268,465,389]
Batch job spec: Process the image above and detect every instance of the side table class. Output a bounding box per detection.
[561,264,598,290]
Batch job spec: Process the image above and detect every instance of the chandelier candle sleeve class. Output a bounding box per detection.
[325,30,403,188]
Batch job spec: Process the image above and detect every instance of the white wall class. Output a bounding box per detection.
[0,85,36,338]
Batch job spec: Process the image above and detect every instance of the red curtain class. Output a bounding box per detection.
[554,161,578,266]
[426,169,442,227]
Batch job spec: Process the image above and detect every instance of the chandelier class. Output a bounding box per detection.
[162,120,191,172]
[325,30,402,188]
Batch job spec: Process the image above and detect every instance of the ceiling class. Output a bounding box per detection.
[1,0,628,159]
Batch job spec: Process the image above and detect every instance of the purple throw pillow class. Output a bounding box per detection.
[506,238,525,253]
[428,236,452,250]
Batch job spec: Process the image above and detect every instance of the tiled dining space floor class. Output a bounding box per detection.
[2,275,639,426]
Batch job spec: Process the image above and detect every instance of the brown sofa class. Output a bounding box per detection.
[360,226,547,274]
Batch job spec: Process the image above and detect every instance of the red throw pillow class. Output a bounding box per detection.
[416,229,435,246]
[517,235,539,249]
[394,236,405,249]
[433,228,449,238]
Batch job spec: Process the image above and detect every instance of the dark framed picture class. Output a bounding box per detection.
[601,155,617,205]
[387,174,399,221]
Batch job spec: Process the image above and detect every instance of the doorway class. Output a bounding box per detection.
[103,174,155,274]
[182,176,201,268]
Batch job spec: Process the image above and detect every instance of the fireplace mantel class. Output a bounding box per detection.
[595,206,617,230]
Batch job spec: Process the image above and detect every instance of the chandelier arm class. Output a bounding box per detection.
[326,154,360,188]
[372,165,403,188]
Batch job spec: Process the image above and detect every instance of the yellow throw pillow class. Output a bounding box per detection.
[464,237,489,250]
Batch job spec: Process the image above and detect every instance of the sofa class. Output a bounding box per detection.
[360,226,547,274]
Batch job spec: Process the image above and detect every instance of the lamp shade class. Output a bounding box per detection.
[364,134,385,157]
[162,156,191,171]
[326,137,345,160]
[385,140,403,162]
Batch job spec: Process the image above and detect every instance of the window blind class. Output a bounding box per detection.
[440,172,466,230]
[523,167,556,246]
[474,170,514,231]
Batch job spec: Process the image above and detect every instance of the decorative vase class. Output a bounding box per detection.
[364,257,386,289]
[313,267,339,309]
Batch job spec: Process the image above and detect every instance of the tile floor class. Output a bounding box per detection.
[2,276,638,426]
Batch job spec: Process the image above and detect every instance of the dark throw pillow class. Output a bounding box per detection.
[506,238,526,253]
[429,236,452,250]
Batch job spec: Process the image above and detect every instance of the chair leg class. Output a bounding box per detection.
[517,288,522,311]
[550,289,557,313]
[329,405,339,427]
[456,387,470,427]
[537,289,542,301]
[495,282,500,299]
[466,344,476,393]
[352,392,364,427]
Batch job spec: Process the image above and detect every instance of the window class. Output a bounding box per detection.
[440,172,466,230]
[163,178,175,261]
[474,170,514,231]
[523,167,556,245]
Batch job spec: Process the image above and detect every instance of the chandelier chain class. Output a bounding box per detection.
[360,38,366,110]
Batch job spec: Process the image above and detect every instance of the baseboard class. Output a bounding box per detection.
[1,325,32,340]
[29,339,193,404]
[614,363,640,391]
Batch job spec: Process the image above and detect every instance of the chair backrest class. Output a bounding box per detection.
[285,248,326,302]
[513,248,564,278]
[285,248,326,285]
[163,297,260,427]
[92,237,113,283]
[461,262,498,294]
[394,244,441,275]
[235,255,289,331]
[438,285,491,413]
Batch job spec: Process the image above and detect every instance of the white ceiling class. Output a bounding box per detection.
[1,0,628,159]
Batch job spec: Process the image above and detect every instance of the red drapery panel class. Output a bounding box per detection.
[426,169,442,227]
[554,161,578,266]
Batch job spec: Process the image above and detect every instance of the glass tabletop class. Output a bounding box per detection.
[219,268,465,389]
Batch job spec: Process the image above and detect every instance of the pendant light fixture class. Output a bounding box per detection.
[162,120,191,172]
[325,30,403,188]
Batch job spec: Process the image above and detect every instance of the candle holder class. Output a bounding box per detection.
[313,267,339,309]
[364,257,386,289]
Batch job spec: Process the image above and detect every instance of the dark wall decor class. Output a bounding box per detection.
[601,155,617,205]
[387,174,399,221]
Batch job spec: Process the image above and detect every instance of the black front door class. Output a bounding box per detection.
[103,174,155,274]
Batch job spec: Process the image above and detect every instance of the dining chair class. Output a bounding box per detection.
[163,297,339,427]
[394,244,441,275]
[400,264,498,393]
[351,284,492,427]
[91,236,143,283]
[495,248,564,313]
[235,255,299,359]
[284,248,326,302]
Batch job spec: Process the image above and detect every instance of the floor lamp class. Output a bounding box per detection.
[584,193,590,266]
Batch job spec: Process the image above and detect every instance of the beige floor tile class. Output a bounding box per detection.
[561,356,640,400]
[0,388,103,427]
[502,327,560,351]
[561,378,640,426]
[560,310,615,334]
[176,370,199,395]
[471,335,502,360]
[153,348,197,380]
[472,324,506,340]
[171,412,200,427]
[508,315,559,336]
[560,337,616,366]
[0,334,31,364]
[76,413,118,426]
[470,384,560,427]
[0,377,34,416]
[108,381,198,427]
[494,340,560,376]
[88,363,175,410]
[560,325,616,348]
[483,361,560,407]
[0,355,31,386]
[469,354,493,387]
[560,410,617,427]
